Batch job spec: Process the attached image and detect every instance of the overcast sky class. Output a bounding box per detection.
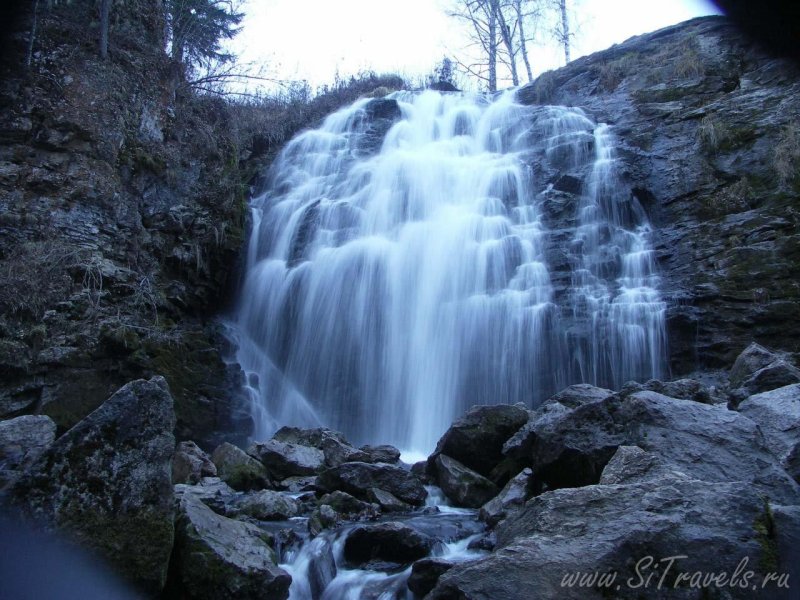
[231,0,723,91]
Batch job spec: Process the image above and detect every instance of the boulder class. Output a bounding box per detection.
[308,504,338,537]
[366,487,411,512]
[432,477,782,599]
[433,454,500,508]
[598,445,671,485]
[278,475,317,492]
[172,440,217,485]
[171,491,291,600]
[248,438,325,479]
[479,468,532,526]
[738,384,800,467]
[408,558,454,596]
[620,378,725,404]
[771,505,800,600]
[211,442,270,491]
[304,537,337,600]
[359,444,401,464]
[173,477,237,514]
[272,427,367,467]
[544,384,613,409]
[730,342,780,388]
[7,377,175,595]
[742,360,800,394]
[229,490,300,521]
[502,390,799,503]
[0,414,56,486]
[428,404,528,481]
[316,461,427,506]
[318,490,377,518]
[343,522,433,568]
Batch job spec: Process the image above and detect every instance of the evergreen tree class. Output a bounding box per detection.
[167,0,243,68]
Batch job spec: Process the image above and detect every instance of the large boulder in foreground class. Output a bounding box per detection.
[428,404,528,481]
[343,521,433,568]
[431,477,785,599]
[7,377,176,595]
[170,491,292,600]
[433,454,499,508]
[316,461,427,506]
[738,384,800,479]
[503,390,799,503]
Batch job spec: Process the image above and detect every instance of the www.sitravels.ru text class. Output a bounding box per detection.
[561,556,790,592]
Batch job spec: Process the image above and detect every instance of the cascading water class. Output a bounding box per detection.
[231,89,667,454]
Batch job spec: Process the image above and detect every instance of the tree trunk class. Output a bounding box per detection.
[26,0,39,69]
[497,4,519,86]
[559,0,570,63]
[516,0,533,82]
[99,0,110,59]
[488,0,498,91]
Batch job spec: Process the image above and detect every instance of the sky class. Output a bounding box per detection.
[230,0,723,92]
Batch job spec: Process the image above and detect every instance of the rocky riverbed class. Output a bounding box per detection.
[1,341,798,598]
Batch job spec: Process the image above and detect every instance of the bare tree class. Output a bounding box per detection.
[448,0,500,91]
[556,0,571,63]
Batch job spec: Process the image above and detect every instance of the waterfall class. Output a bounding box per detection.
[231,90,667,453]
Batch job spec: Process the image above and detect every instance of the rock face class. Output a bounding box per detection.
[7,377,176,595]
[0,0,250,447]
[171,491,292,600]
[516,16,800,373]
[479,468,532,526]
[316,461,427,506]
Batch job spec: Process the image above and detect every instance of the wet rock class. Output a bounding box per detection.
[318,490,377,518]
[730,342,780,388]
[408,558,454,596]
[248,438,325,479]
[0,414,56,486]
[359,444,401,464]
[479,468,532,526]
[738,384,800,468]
[317,461,427,506]
[434,454,500,508]
[366,487,412,512]
[273,427,368,467]
[171,491,291,600]
[344,521,433,568]
[308,504,338,537]
[7,377,175,595]
[432,477,781,600]
[467,531,496,551]
[230,490,300,521]
[172,440,216,485]
[306,537,337,600]
[428,404,529,481]
[211,442,271,491]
